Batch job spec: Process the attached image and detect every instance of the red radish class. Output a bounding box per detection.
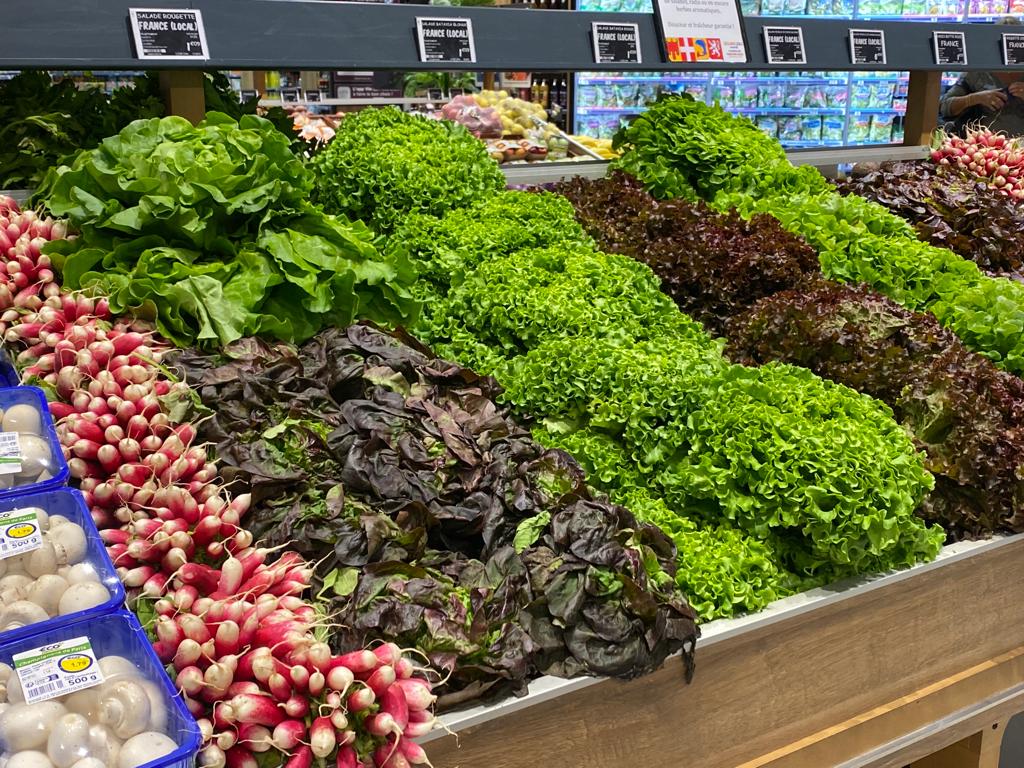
[284,746,314,768]
[395,678,436,711]
[310,715,336,758]
[229,693,285,727]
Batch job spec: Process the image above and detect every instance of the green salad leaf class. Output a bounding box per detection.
[36,113,418,347]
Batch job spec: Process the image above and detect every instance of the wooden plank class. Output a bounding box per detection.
[904,70,942,146]
[910,720,1007,768]
[427,538,1024,768]
[158,70,206,124]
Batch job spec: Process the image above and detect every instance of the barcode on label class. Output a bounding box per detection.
[27,681,60,697]
[0,432,21,475]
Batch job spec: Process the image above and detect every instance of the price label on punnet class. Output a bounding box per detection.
[14,637,105,705]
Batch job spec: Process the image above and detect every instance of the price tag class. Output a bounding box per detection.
[416,18,476,64]
[0,507,42,560]
[240,89,259,102]
[306,91,323,103]
[764,26,807,65]
[592,23,642,65]
[0,432,20,476]
[849,29,886,65]
[933,31,967,66]
[128,8,209,61]
[281,88,303,104]
[653,0,747,63]
[1004,33,1024,66]
[14,637,105,705]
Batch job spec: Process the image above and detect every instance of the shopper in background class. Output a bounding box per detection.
[940,16,1024,137]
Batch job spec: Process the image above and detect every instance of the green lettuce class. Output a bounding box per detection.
[36,113,418,347]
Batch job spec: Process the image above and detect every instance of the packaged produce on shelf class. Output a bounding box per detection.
[572,134,618,159]
[0,609,201,768]
[0,489,124,643]
[0,387,69,499]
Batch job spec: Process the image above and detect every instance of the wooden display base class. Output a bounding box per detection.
[426,537,1024,768]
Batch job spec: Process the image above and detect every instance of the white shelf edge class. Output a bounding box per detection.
[425,533,1021,742]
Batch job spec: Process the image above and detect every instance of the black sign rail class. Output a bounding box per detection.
[128,8,209,60]
[764,26,806,65]
[416,17,476,63]
[933,30,967,66]
[1004,33,1024,66]
[849,28,886,65]
[592,22,642,64]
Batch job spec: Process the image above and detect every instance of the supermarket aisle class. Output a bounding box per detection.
[1001,714,1024,766]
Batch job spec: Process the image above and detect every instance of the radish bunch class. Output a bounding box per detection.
[0,196,65,319]
[931,128,1024,199]
[1,210,438,767]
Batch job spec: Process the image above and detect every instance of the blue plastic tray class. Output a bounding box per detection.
[0,488,125,645]
[0,609,202,768]
[0,347,18,387]
[0,386,69,499]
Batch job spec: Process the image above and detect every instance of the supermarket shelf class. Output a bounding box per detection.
[848,106,908,113]
[732,106,846,114]
[428,534,1020,742]
[577,76,712,84]
[259,97,432,107]
[576,105,646,113]
[499,143,928,183]
[6,2,1023,71]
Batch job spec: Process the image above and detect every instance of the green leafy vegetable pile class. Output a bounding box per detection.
[557,171,1024,538]
[170,323,699,707]
[613,94,1024,376]
[835,160,1024,276]
[730,281,1024,536]
[396,190,942,590]
[311,107,506,233]
[35,113,418,347]
[0,71,256,190]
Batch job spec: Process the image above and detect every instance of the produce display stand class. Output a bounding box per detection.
[10,3,1024,766]
[427,536,1024,768]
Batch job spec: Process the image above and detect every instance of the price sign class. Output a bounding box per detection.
[849,29,886,65]
[281,88,303,104]
[128,8,209,61]
[652,0,747,63]
[933,31,967,66]
[416,17,476,64]
[1004,33,1024,66]
[239,89,259,102]
[764,26,807,65]
[592,22,642,65]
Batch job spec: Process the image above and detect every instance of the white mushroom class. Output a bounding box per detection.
[61,689,100,722]
[86,724,120,766]
[26,574,69,616]
[0,701,66,751]
[7,751,55,768]
[61,565,98,587]
[0,574,32,598]
[116,732,176,768]
[97,680,151,740]
[57,583,109,616]
[96,658,137,684]
[2,405,41,435]
[46,525,86,567]
[14,436,52,483]
[0,600,49,630]
[46,713,91,768]
[137,681,168,733]
[25,543,57,579]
